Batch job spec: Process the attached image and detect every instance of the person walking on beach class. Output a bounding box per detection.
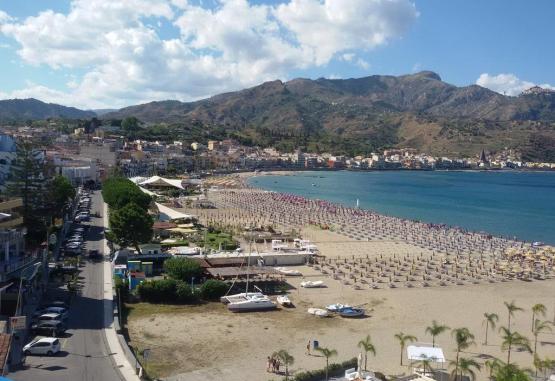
[266,356,272,372]
[306,340,311,355]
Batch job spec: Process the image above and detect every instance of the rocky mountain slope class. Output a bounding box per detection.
[0,98,95,120]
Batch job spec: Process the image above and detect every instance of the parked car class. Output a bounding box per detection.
[23,337,61,356]
[31,321,66,337]
[38,313,67,323]
[43,300,69,310]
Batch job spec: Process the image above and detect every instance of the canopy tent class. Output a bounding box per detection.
[155,202,195,222]
[139,176,186,190]
[138,187,157,196]
[407,345,445,363]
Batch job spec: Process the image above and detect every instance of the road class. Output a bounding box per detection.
[10,191,123,381]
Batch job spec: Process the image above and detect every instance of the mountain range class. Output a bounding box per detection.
[0,98,95,120]
[1,71,554,160]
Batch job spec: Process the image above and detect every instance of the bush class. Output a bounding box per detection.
[176,281,198,303]
[200,280,229,300]
[292,358,357,381]
[137,279,177,303]
[164,257,203,282]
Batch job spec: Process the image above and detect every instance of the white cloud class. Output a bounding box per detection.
[275,0,418,65]
[0,0,418,109]
[476,73,555,96]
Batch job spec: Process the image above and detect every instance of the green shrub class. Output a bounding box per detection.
[164,257,203,282]
[137,279,177,303]
[176,281,197,303]
[200,280,229,300]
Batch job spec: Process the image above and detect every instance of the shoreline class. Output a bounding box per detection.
[238,171,553,246]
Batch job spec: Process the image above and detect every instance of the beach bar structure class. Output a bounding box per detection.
[196,251,315,267]
[407,344,446,373]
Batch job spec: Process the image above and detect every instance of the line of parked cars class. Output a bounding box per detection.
[62,190,92,256]
[24,300,70,356]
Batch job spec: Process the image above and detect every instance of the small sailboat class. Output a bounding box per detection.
[225,242,276,312]
[300,280,325,288]
[276,295,293,307]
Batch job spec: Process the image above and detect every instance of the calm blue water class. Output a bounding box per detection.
[248,171,555,244]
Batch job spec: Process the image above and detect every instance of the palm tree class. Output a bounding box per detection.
[492,362,533,381]
[531,304,547,331]
[449,357,481,381]
[394,332,417,366]
[276,350,295,381]
[504,301,523,329]
[425,320,450,347]
[484,358,501,381]
[534,356,555,379]
[315,346,337,381]
[451,328,475,378]
[358,335,376,371]
[483,313,499,345]
[411,354,435,377]
[532,319,552,354]
[499,327,532,364]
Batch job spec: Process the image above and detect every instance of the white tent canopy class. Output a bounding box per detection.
[155,202,195,221]
[139,176,186,190]
[407,345,445,363]
[138,187,157,196]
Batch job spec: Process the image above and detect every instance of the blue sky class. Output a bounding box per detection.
[0,0,553,108]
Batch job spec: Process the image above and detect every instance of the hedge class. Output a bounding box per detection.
[293,358,357,381]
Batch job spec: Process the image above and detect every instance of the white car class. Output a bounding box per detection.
[23,337,61,356]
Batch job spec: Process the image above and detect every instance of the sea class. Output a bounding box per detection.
[248,170,555,245]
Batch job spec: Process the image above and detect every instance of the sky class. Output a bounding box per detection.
[0,0,554,109]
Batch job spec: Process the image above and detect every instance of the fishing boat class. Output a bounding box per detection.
[326,303,351,312]
[300,280,325,288]
[276,295,293,307]
[339,307,365,318]
[307,308,329,317]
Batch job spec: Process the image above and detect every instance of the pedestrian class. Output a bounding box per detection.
[266,356,272,372]
[306,340,311,355]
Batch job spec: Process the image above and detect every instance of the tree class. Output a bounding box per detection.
[102,177,151,210]
[504,301,523,329]
[532,319,552,354]
[394,332,417,366]
[533,355,555,379]
[451,328,475,379]
[358,335,376,371]
[6,140,50,245]
[276,350,295,381]
[425,320,449,347]
[109,202,153,253]
[485,358,502,381]
[450,357,480,381]
[531,304,547,331]
[499,327,532,364]
[483,313,499,345]
[491,362,532,381]
[163,257,203,282]
[200,279,229,300]
[47,175,75,218]
[314,346,337,381]
[122,116,140,132]
[411,355,434,377]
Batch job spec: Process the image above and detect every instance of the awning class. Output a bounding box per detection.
[155,202,195,221]
[139,176,186,190]
[407,345,445,363]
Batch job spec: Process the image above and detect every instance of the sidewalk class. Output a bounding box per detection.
[102,200,141,381]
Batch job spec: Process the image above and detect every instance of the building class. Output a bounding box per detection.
[0,135,16,192]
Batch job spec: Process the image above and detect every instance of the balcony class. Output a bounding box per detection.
[0,252,42,282]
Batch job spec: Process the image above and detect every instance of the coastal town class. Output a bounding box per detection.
[0,2,555,381]
[0,120,554,381]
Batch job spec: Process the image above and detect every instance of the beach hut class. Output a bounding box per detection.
[407,344,446,373]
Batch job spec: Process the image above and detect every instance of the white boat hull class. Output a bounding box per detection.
[228,298,277,312]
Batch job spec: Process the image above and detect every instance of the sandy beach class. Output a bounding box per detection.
[127,179,555,381]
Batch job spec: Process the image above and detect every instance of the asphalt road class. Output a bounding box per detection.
[10,191,123,381]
